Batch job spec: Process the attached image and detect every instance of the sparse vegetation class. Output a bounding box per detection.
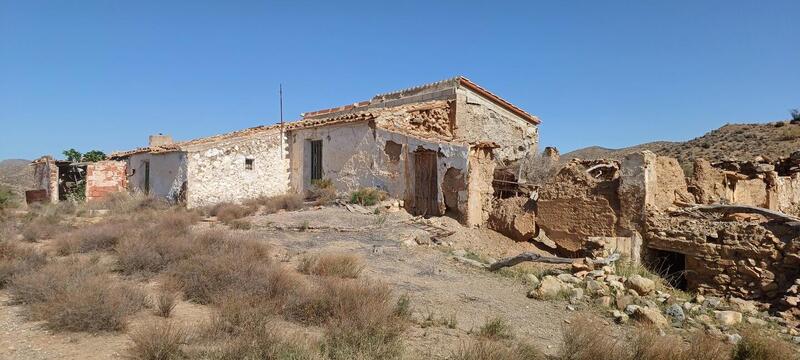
[733,327,797,360]
[0,240,46,287]
[154,291,178,318]
[298,253,364,278]
[307,178,337,205]
[450,340,546,360]
[0,184,15,211]
[9,258,146,332]
[349,187,387,206]
[127,321,187,360]
[477,317,513,340]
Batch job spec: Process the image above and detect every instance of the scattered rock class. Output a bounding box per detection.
[729,297,757,314]
[557,273,581,284]
[633,307,669,328]
[745,317,767,326]
[715,311,743,326]
[524,274,540,287]
[625,275,655,295]
[534,276,570,299]
[595,296,613,307]
[453,256,486,269]
[665,304,686,323]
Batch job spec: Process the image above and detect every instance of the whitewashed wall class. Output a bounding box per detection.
[127,152,187,202]
[185,130,289,208]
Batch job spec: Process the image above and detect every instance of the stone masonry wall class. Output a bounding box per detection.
[454,87,538,165]
[186,129,289,208]
[85,160,127,202]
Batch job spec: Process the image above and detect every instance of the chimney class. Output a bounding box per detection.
[149,133,173,147]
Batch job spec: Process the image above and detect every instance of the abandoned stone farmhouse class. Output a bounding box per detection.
[31,77,539,227]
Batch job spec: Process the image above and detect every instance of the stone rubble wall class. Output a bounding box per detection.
[85,160,127,202]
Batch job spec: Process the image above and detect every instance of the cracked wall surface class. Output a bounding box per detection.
[127,151,188,203]
[85,160,127,202]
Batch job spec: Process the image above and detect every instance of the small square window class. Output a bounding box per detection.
[245,158,254,170]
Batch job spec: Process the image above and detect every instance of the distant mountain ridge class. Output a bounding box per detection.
[562,120,800,165]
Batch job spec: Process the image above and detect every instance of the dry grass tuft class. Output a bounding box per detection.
[733,327,796,360]
[211,203,256,224]
[298,253,364,278]
[559,314,737,360]
[21,213,67,242]
[260,193,305,214]
[9,258,146,332]
[477,317,513,340]
[0,240,46,287]
[154,291,178,318]
[202,322,318,360]
[53,222,126,255]
[450,340,546,360]
[127,321,187,360]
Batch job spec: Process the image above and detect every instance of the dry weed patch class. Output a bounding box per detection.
[298,253,364,278]
[0,240,46,287]
[10,258,146,332]
[127,321,187,360]
[450,340,546,360]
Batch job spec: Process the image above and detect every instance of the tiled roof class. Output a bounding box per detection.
[302,76,540,125]
[109,111,378,159]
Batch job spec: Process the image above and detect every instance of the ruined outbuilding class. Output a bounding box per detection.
[28,156,127,204]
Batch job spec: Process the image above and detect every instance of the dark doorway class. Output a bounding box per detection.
[143,160,150,195]
[413,149,440,216]
[310,140,323,182]
[649,249,687,290]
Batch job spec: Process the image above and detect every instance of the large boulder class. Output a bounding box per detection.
[488,197,537,241]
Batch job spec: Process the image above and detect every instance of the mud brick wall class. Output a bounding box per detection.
[85,160,127,202]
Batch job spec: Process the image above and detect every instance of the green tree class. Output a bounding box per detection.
[82,150,107,162]
[62,148,82,162]
[792,109,800,122]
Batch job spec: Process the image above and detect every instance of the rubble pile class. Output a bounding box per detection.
[525,259,800,343]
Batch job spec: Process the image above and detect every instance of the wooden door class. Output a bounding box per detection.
[413,149,439,216]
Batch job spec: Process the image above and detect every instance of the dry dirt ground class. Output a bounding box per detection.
[0,205,587,359]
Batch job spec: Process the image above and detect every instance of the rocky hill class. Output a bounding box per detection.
[563,120,800,166]
[0,159,32,198]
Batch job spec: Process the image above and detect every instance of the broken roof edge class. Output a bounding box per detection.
[301,76,541,125]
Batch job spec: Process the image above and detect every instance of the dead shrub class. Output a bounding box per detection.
[9,258,146,332]
[733,327,796,360]
[53,222,126,255]
[287,278,407,359]
[165,241,289,305]
[91,192,169,214]
[259,193,305,214]
[21,213,67,242]
[477,317,513,340]
[0,240,46,287]
[203,322,318,360]
[116,233,196,275]
[211,203,256,224]
[307,179,337,205]
[349,187,387,206]
[127,321,187,360]
[559,314,628,360]
[228,219,252,230]
[297,253,364,278]
[450,340,546,360]
[152,210,198,236]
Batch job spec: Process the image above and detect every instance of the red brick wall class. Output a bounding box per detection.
[85,161,128,202]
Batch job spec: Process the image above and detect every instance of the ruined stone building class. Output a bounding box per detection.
[95,77,539,226]
[520,150,800,316]
[29,156,127,204]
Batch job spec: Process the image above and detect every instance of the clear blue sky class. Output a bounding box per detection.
[1,0,798,160]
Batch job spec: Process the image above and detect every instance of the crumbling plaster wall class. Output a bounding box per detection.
[127,151,187,203]
[453,87,538,165]
[287,121,472,221]
[85,160,127,202]
[186,130,289,208]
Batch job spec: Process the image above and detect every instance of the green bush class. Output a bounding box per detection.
[0,185,14,210]
[349,187,388,206]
